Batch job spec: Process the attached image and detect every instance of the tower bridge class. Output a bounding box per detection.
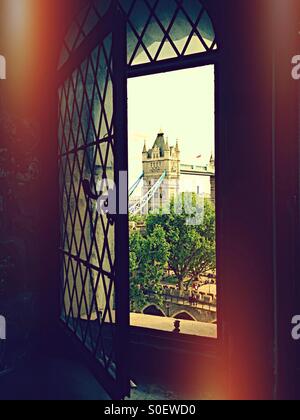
[129,131,215,214]
[180,164,214,178]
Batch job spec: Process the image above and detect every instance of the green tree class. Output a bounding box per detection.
[146,197,216,292]
[129,213,146,224]
[130,225,170,311]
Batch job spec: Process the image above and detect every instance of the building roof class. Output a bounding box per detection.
[153,132,167,157]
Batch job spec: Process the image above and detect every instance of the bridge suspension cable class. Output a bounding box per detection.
[129,171,166,215]
[129,172,144,198]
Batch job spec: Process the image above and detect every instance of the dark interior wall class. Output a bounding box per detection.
[273,0,300,400]
[0,0,82,367]
[218,0,275,400]
[218,0,300,400]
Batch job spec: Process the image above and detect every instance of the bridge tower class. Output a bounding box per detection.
[142,131,180,211]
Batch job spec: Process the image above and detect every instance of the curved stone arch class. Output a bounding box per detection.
[172,311,197,321]
[143,304,167,317]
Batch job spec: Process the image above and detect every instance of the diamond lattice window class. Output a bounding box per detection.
[57,0,218,394]
[58,0,217,69]
[58,33,116,377]
[58,0,112,69]
[121,0,217,65]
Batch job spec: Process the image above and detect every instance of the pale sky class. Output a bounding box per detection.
[128,65,215,194]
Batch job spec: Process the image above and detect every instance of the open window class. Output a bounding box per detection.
[128,67,217,338]
[57,4,129,400]
[124,0,219,340]
[57,0,219,399]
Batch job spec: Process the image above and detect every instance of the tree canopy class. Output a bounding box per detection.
[146,198,216,292]
[129,196,216,310]
[129,225,170,311]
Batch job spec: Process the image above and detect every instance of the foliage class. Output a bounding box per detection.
[146,197,216,291]
[129,214,146,224]
[129,225,170,311]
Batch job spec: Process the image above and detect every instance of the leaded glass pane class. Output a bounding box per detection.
[58,0,217,69]
[124,0,217,65]
[58,1,113,69]
[59,33,116,378]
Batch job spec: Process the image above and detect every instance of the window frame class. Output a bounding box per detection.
[127,50,222,351]
[56,1,223,381]
[56,5,130,399]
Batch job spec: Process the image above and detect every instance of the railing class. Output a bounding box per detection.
[144,290,217,311]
